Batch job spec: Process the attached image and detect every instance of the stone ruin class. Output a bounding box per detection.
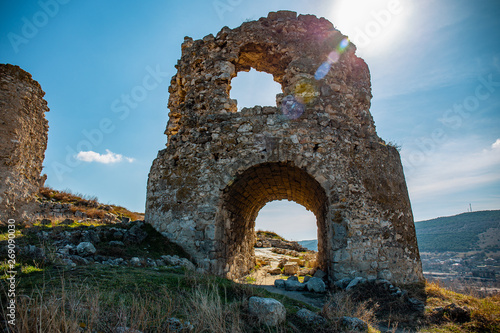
[0,64,49,226]
[145,11,424,285]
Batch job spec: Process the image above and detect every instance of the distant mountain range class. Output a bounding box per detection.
[298,210,500,253]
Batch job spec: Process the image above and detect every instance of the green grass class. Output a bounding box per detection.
[0,264,323,332]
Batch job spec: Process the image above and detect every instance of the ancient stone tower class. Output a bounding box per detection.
[0,64,49,225]
[146,11,423,284]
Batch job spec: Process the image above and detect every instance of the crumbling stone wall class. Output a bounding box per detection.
[146,11,423,285]
[0,64,49,225]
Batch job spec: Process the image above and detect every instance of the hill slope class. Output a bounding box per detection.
[415,210,500,252]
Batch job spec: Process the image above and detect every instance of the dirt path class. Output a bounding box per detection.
[237,248,328,309]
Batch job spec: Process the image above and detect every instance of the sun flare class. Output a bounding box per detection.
[328,0,411,57]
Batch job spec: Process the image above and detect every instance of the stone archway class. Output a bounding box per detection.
[146,11,424,285]
[217,162,329,279]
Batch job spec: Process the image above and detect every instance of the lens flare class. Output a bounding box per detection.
[314,38,350,80]
[281,95,305,120]
[315,62,331,80]
[294,79,319,104]
[338,37,349,51]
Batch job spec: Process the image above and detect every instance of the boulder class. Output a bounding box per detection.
[346,277,366,291]
[61,258,76,267]
[341,316,368,332]
[334,277,352,290]
[123,223,148,244]
[296,308,327,326]
[130,257,142,267]
[76,242,96,256]
[444,303,471,323]
[287,258,305,266]
[161,255,196,270]
[59,218,74,226]
[284,279,306,291]
[248,297,286,326]
[313,269,326,279]
[283,263,298,275]
[82,229,100,244]
[306,277,326,293]
[274,279,286,289]
[267,267,282,275]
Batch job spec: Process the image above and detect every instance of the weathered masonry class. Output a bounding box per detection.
[0,64,49,226]
[146,11,423,284]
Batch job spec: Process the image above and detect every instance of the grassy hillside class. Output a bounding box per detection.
[415,210,500,252]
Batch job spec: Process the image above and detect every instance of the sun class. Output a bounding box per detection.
[328,0,411,57]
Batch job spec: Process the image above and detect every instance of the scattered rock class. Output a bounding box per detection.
[296,308,327,326]
[297,268,313,276]
[69,254,90,265]
[274,279,286,289]
[59,218,74,225]
[306,277,326,293]
[378,269,392,281]
[161,255,195,270]
[163,317,193,332]
[61,258,76,267]
[284,279,306,291]
[346,277,366,291]
[40,218,51,225]
[123,223,148,244]
[288,258,305,266]
[248,296,286,326]
[341,316,368,332]
[82,229,100,243]
[76,242,96,256]
[313,269,326,280]
[444,303,471,323]
[113,230,124,240]
[407,297,425,313]
[334,277,352,289]
[109,240,124,247]
[267,267,282,275]
[283,263,298,275]
[130,257,142,267]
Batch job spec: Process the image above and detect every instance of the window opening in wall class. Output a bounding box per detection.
[230,68,282,110]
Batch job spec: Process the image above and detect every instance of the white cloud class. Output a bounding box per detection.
[404,138,500,200]
[76,149,134,164]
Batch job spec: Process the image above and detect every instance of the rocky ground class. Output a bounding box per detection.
[2,190,496,332]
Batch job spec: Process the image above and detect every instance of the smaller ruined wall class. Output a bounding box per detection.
[0,64,49,225]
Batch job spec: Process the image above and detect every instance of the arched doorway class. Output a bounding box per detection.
[216,162,330,280]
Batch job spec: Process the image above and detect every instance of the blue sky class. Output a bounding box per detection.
[1,0,499,241]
